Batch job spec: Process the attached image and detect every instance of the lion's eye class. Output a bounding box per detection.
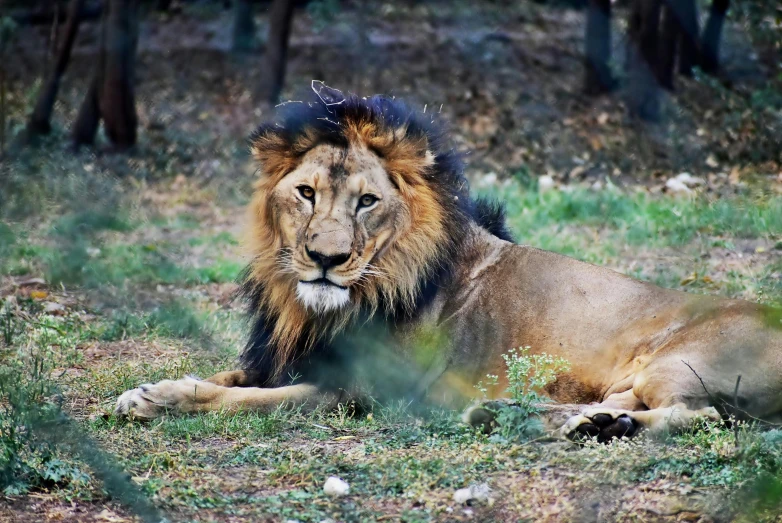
[358,194,379,209]
[298,186,315,201]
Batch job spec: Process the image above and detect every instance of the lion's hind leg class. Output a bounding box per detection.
[560,403,720,442]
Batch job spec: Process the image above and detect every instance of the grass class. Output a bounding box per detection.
[1,125,781,522]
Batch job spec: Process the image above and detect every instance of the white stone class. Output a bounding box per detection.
[323,476,350,497]
[665,178,692,194]
[453,487,473,504]
[478,171,498,188]
[673,172,705,187]
[538,175,556,193]
[453,483,492,504]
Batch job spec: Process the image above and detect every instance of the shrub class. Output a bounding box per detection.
[477,346,570,442]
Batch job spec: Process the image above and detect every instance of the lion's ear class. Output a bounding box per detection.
[251,130,293,180]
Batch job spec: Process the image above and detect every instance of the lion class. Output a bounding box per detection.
[116,84,782,442]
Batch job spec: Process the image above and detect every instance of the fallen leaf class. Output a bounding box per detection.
[729,166,741,185]
[30,290,48,300]
[95,509,128,522]
[680,274,697,286]
[568,165,586,179]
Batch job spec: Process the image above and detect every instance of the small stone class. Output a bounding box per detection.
[470,483,492,502]
[323,476,350,497]
[670,172,705,188]
[454,487,473,504]
[664,178,692,195]
[43,302,65,315]
[478,171,498,188]
[538,175,556,193]
[453,483,492,504]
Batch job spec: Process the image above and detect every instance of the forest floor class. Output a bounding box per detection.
[1,1,782,522]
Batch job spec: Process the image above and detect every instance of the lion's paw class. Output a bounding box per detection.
[560,408,639,443]
[114,377,206,419]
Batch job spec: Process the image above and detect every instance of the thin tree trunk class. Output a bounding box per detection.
[73,0,139,150]
[232,0,256,52]
[584,0,616,95]
[677,0,699,76]
[72,68,102,147]
[657,2,678,90]
[625,0,662,121]
[26,0,86,138]
[1,59,5,157]
[99,0,139,149]
[72,1,106,148]
[701,0,730,75]
[257,0,295,104]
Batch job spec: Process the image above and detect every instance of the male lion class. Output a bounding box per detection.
[116,85,782,441]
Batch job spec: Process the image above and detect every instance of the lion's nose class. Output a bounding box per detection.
[305,247,350,270]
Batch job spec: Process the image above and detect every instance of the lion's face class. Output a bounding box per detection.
[271,143,408,313]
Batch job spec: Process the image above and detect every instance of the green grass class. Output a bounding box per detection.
[484,179,782,258]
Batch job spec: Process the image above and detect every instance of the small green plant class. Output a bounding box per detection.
[477,346,570,442]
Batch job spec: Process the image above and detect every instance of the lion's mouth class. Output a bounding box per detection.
[299,277,348,290]
[296,279,351,313]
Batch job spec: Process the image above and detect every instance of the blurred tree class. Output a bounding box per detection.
[586,0,730,119]
[73,0,139,150]
[24,0,86,140]
[657,0,699,89]
[257,0,295,104]
[657,1,677,89]
[625,0,661,120]
[0,17,18,157]
[701,0,730,74]
[584,0,616,95]
[675,0,699,77]
[232,0,256,52]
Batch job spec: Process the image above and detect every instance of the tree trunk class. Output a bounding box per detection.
[625,0,661,121]
[232,0,256,52]
[26,0,86,138]
[657,1,678,90]
[72,0,139,150]
[584,0,616,95]
[72,74,101,147]
[676,0,699,76]
[701,0,730,75]
[257,0,295,104]
[100,0,139,149]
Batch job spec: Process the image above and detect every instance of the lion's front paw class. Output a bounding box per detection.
[560,408,639,443]
[114,377,207,419]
